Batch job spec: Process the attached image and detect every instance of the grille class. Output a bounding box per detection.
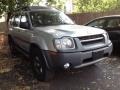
[79,34,105,45]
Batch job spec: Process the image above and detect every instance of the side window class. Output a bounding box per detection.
[20,14,30,29]
[106,18,120,28]
[87,19,106,28]
[13,14,21,27]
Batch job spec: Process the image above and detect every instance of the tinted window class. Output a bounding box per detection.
[106,18,120,28]
[13,14,21,27]
[20,14,30,29]
[87,19,106,28]
[30,11,74,27]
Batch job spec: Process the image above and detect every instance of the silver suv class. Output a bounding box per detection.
[8,6,112,81]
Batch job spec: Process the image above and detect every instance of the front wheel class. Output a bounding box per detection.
[31,47,54,81]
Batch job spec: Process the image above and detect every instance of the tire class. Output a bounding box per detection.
[8,36,17,58]
[31,47,54,81]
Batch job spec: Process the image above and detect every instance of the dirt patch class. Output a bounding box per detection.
[0,48,49,90]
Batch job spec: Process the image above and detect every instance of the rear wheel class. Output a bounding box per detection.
[31,47,54,81]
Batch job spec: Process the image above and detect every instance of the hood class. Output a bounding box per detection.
[35,25,106,38]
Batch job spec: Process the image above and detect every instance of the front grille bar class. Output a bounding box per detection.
[79,34,105,45]
[81,37,104,43]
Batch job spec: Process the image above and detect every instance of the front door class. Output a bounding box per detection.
[16,13,33,52]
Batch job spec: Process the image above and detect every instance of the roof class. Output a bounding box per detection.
[85,15,120,25]
[94,15,120,20]
[21,6,57,11]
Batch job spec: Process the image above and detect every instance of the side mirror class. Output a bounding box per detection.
[20,16,30,29]
[20,22,30,29]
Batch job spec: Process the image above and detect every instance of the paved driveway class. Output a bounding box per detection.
[0,49,120,90]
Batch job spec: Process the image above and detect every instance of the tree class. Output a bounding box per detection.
[47,0,65,11]
[0,0,33,22]
[114,0,120,10]
[45,0,120,13]
[73,0,119,13]
[0,0,120,19]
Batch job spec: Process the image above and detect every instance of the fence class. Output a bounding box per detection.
[68,10,120,25]
[0,32,7,50]
[0,22,7,50]
[0,22,7,32]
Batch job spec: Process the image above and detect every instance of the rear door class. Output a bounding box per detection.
[17,13,33,52]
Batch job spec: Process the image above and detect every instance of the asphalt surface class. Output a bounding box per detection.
[0,49,120,90]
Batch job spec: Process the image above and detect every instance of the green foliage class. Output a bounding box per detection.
[115,0,120,9]
[0,0,33,16]
[32,0,42,6]
[73,0,120,13]
[47,0,56,5]
[47,0,65,11]
[44,0,120,13]
[0,0,120,15]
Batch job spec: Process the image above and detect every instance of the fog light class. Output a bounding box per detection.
[64,63,70,69]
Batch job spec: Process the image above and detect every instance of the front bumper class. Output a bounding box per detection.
[44,43,112,70]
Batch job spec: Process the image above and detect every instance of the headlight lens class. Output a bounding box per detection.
[106,33,110,40]
[54,37,75,50]
[104,33,110,44]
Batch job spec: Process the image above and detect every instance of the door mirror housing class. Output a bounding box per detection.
[20,22,30,29]
[20,15,30,29]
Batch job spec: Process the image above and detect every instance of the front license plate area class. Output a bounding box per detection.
[93,50,104,60]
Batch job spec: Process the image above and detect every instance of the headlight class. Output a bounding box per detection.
[106,33,110,40]
[54,37,75,50]
[104,33,110,44]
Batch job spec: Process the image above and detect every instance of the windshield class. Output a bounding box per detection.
[30,11,74,27]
